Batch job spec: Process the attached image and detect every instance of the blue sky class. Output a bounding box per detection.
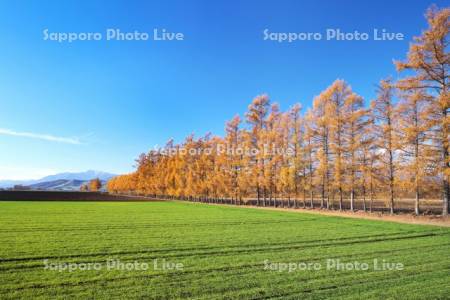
[0,0,446,180]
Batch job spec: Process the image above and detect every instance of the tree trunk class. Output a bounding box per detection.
[389,149,395,214]
[350,190,355,212]
[321,178,325,209]
[362,184,367,212]
[415,188,420,216]
[389,181,394,214]
[443,132,449,216]
[257,187,260,206]
[263,188,267,207]
[443,178,449,216]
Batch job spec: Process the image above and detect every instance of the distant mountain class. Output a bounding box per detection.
[0,170,116,189]
[27,179,84,191]
[39,170,116,182]
[26,179,108,191]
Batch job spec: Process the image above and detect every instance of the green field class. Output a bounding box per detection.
[0,201,449,299]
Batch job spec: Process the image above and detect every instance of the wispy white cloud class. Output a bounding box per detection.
[0,128,81,145]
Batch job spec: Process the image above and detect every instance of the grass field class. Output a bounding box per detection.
[0,201,449,299]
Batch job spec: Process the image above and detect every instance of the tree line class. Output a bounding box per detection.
[108,6,449,215]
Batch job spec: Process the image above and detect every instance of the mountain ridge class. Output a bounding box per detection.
[0,170,116,189]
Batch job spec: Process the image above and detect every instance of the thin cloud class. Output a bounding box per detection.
[0,128,81,145]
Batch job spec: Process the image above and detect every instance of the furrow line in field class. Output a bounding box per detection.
[1,231,442,263]
[0,219,318,233]
[1,244,448,293]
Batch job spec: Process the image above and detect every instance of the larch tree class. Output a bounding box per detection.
[209,136,227,202]
[371,79,398,214]
[264,103,282,206]
[304,110,316,208]
[395,6,449,215]
[289,104,305,207]
[225,115,242,203]
[182,135,197,199]
[245,95,270,206]
[280,109,296,207]
[344,91,367,211]
[311,89,333,209]
[359,115,379,212]
[89,178,102,192]
[278,111,292,207]
[239,129,254,202]
[328,80,351,210]
[397,89,432,215]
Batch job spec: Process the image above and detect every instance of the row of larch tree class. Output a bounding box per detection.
[108,6,449,215]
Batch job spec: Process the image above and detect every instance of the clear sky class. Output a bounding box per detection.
[0,0,447,180]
